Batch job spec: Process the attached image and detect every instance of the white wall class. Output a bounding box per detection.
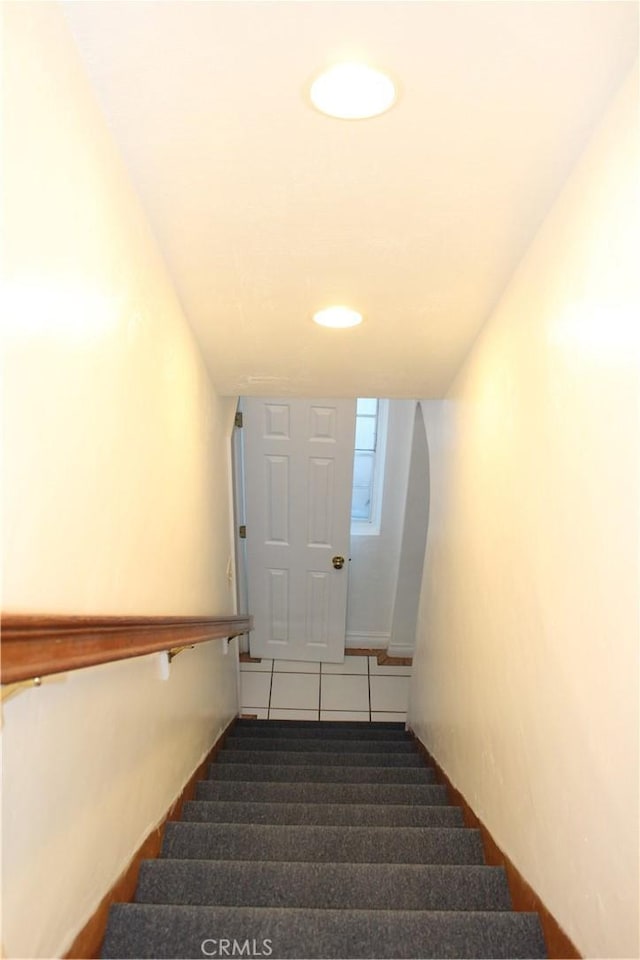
[1,5,239,957]
[409,65,639,960]
[389,405,429,655]
[346,400,414,648]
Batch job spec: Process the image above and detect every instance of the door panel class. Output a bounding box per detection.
[267,568,289,644]
[308,457,334,545]
[243,398,356,662]
[265,456,289,544]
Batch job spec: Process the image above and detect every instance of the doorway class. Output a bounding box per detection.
[234,397,428,660]
[240,397,356,663]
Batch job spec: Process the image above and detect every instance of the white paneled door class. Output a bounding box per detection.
[243,398,356,662]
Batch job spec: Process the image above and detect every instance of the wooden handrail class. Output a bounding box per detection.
[0,613,252,684]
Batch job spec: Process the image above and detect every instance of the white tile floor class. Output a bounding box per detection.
[239,655,411,723]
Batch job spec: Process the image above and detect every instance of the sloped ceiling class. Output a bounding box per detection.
[63,1,638,397]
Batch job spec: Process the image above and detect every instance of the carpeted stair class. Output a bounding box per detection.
[101,719,546,959]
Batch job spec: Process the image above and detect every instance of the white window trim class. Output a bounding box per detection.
[350,398,389,537]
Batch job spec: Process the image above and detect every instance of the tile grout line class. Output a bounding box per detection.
[267,659,274,718]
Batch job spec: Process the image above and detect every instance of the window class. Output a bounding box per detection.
[351,398,388,534]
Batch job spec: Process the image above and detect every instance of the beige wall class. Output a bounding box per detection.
[1,5,239,956]
[409,65,639,959]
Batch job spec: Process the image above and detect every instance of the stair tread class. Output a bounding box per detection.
[182,800,464,826]
[102,904,546,959]
[209,763,435,783]
[162,821,484,864]
[236,719,406,730]
[225,737,418,752]
[217,749,424,766]
[137,859,512,911]
[196,780,449,805]
[228,728,412,740]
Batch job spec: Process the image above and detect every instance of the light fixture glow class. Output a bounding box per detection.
[313,306,363,329]
[310,62,396,120]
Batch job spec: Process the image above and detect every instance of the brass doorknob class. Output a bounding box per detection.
[332,555,345,570]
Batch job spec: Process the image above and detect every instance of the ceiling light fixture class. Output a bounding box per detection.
[310,62,396,120]
[313,306,363,329]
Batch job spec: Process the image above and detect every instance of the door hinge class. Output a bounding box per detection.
[238,525,247,539]
[234,411,243,428]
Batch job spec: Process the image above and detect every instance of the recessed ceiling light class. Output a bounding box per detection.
[313,306,363,329]
[310,62,396,120]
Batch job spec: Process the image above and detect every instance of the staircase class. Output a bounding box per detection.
[102,719,546,959]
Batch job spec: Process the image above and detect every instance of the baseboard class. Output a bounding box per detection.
[386,642,415,658]
[345,631,389,650]
[377,652,412,666]
[410,731,581,960]
[64,717,237,960]
[344,647,412,667]
[241,648,412,667]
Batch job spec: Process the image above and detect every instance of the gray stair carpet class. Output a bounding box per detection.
[225,736,419,752]
[226,736,415,753]
[217,750,425,767]
[102,718,546,959]
[195,779,450,804]
[181,800,464,826]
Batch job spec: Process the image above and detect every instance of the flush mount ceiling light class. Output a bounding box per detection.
[310,62,396,120]
[313,306,363,329]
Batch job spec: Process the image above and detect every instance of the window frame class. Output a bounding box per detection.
[350,398,389,537]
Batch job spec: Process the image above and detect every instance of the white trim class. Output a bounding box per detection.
[387,641,415,657]
[345,631,390,650]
